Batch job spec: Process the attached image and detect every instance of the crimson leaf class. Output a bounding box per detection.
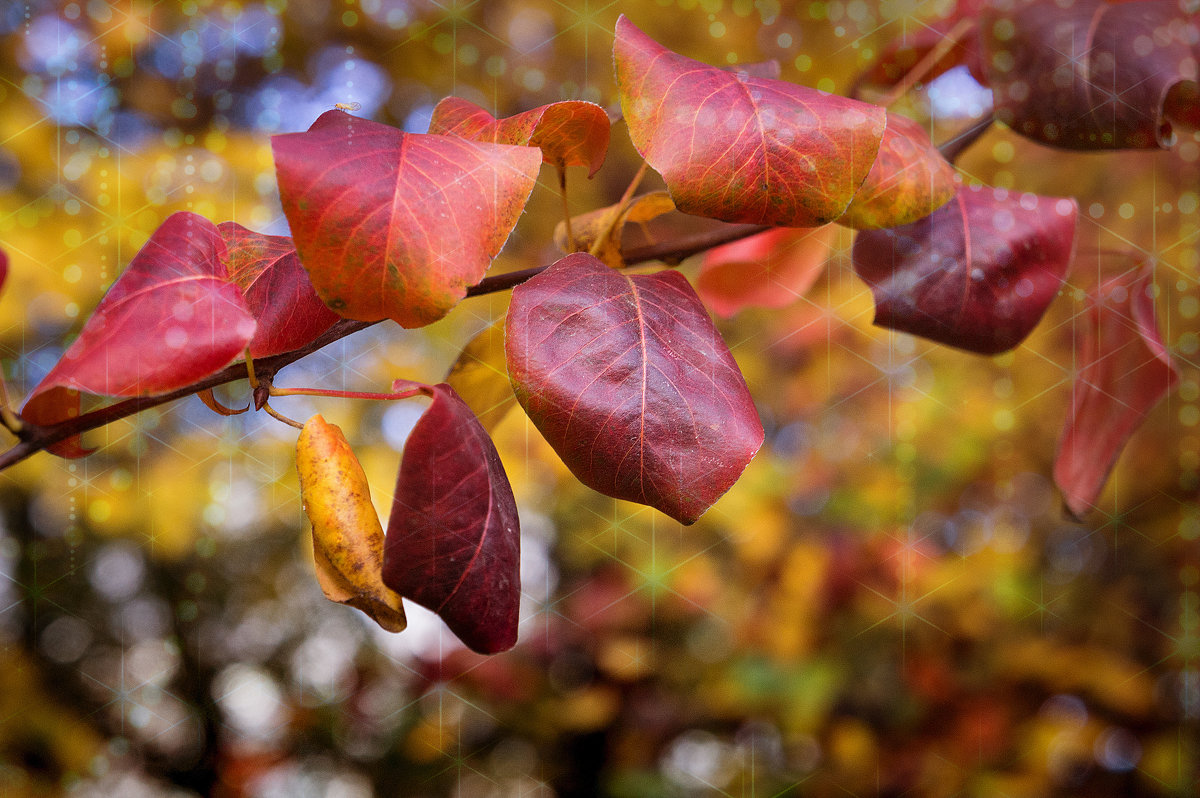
[506,252,764,524]
[272,110,541,328]
[613,15,956,229]
[428,96,611,176]
[22,212,257,456]
[218,222,339,358]
[696,225,835,318]
[382,381,520,655]
[851,186,1077,354]
[1054,269,1179,518]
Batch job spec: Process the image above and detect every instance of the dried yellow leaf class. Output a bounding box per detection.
[295,414,407,632]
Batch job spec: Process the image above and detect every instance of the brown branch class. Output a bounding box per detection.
[0,219,775,472]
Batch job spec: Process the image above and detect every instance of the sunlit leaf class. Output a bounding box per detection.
[697,225,836,318]
[613,15,956,229]
[218,221,339,358]
[429,96,611,176]
[383,381,520,655]
[506,252,764,524]
[839,113,959,229]
[272,110,541,327]
[296,414,407,633]
[982,0,1200,149]
[1054,269,1179,517]
[22,212,257,456]
[851,186,1077,354]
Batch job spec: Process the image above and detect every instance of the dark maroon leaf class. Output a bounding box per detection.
[23,212,257,456]
[0,247,7,292]
[1055,269,1179,517]
[506,252,764,524]
[218,222,339,358]
[852,186,1077,354]
[982,0,1200,149]
[272,110,541,328]
[382,381,520,655]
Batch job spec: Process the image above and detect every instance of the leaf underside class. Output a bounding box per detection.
[1054,269,1179,517]
[697,225,836,318]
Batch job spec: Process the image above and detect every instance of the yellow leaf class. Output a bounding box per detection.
[295,415,407,632]
[554,191,676,268]
[444,319,516,433]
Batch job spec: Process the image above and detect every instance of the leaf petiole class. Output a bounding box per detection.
[0,364,22,435]
[588,161,649,261]
[268,385,426,402]
[558,165,574,251]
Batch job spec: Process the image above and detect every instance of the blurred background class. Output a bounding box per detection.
[1,0,1199,795]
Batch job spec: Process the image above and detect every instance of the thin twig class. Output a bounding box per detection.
[871,17,977,108]
[589,161,649,258]
[0,212,778,472]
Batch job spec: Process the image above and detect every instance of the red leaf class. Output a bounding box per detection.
[218,222,339,358]
[272,110,541,328]
[382,381,520,655]
[428,97,611,177]
[506,252,764,524]
[982,0,1200,149]
[840,113,960,229]
[696,225,836,318]
[851,186,1077,354]
[613,15,956,229]
[22,212,257,456]
[1054,269,1179,517]
[0,247,7,292]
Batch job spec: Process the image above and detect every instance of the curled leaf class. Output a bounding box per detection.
[429,96,611,176]
[272,110,541,328]
[1054,269,1179,518]
[197,388,249,416]
[982,0,1200,149]
[383,382,520,655]
[297,414,407,632]
[23,212,257,456]
[613,15,956,229]
[555,191,677,267]
[506,252,764,524]
[852,186,1077,354]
